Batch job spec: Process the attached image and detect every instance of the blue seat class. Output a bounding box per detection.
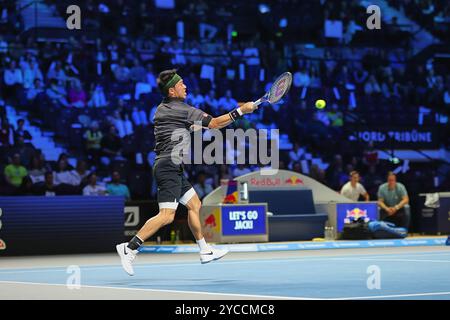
[249,189,328,241]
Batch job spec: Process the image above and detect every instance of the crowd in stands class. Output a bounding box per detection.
[0,0,449,230]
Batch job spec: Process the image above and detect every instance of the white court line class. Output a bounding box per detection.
[2,280,450,300]
[1,251,450,274]
[331,258,450,263]
[333,291,450,300]
[0,280,318,300]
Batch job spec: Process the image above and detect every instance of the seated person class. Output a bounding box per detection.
[83,173,106,196]
[106,171,130,200]
[101,125,123,166]
[377,172,409,229]
[34,171,59,196]
[4,153,28,188]
[340,171,370,201]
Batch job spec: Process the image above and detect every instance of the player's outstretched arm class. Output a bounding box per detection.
[208,102,256,129]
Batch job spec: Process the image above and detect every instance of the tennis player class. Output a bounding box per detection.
[116,69,257,275]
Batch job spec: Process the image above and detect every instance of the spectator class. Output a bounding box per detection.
[101,125,123,165]
[28,155,46,184]
[145,63,157,89]
[204,90,219,115]
[69,159,90,186]
[22,57,43,89]
[288,142,304,169]
[106,171,130,199]
[293,68,311,88]
[11,135,35,168]
[47,61,67,84]
[34,171,58,196]
[131,106,149,127]
[218,90,237,112]
[26,78,45,102]
[14,119,32,143]
[219,164,232,181]
[4,154,28,188]
[54,159,76,185]
[84,121,103,165]
[113,58,131,83]
[193,171,214,200]
[68,78,87,108]
[130,58,146,82]
[0,35,7,53]
[16,175,34,196]
[83,173,106,196]
[364,75,381,95]
[326,103,344,128]
[0,120,14,147]
[46,78,70,107]
[340,171,370,201]
[377,172,410,228]
[3,60,23,102]
[186,88,205,107]
[232,164,251,177]
[87,83,108,108]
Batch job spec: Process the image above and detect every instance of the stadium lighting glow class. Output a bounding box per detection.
[279,18,288,28]
[258,4,270,14]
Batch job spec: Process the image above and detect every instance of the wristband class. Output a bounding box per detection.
[229,107,243,121]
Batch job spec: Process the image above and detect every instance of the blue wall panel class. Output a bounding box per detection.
[0,196,124,255]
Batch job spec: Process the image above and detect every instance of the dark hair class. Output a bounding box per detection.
[350,170,359,177]
[157,69,177,95]
[387,171,396,179]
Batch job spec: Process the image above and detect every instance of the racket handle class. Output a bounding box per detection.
[238,99,262,107]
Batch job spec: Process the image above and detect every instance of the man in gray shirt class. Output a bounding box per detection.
[116,69,256,275]
[377,172,410,228]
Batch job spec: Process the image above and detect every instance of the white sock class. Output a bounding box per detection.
[196,238,210,252]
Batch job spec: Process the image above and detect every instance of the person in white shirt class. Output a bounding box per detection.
[340,171,370,201]
[83,173,106,196]
[69,160,90,186]
[4,60,23,86]
[54,159,77,186]
[22,58,43,89]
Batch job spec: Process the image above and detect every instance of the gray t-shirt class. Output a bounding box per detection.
[153,98,211,161]
[377,182,408,207]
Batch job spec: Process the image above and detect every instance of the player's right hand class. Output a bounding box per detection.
[240,101,258,114]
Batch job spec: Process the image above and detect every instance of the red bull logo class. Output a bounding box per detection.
[223,180,238,203]
[223,191,238,204]
[204,214,216,228]
[0,239,6,250]
[284,175,303,186]
[344,208,369,224]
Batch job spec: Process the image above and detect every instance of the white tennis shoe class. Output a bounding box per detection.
[116,243,138,276]
[200,247,229,264]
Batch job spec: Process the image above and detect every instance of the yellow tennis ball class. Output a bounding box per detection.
[315,99,326,109]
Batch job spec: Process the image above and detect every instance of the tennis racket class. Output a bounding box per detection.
[239,71,292,108]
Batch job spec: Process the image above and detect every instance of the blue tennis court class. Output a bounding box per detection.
[1,246,449,300]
